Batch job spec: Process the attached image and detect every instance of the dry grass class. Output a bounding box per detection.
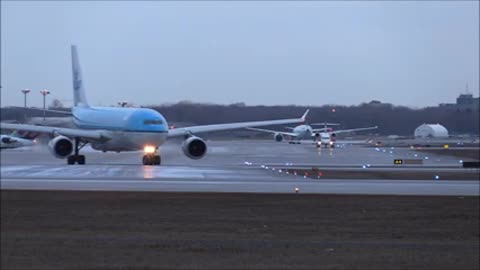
[1,191,479,269]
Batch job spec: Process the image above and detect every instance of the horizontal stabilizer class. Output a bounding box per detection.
[310,122,340,126]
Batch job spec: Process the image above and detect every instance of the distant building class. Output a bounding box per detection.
[414,124,449,138]
[439,93,480,112]
[456,94,479,112]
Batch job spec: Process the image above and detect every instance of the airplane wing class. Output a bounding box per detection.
[0,123,110,142]
[329,126,378,134]
[6,106,73,115]
[168,109,309,138]
[245,127,299,137]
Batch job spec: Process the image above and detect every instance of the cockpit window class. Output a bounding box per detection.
[144,119,163,125]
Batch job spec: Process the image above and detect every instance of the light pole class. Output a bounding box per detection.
[40,89,51,120]
[21,89,31,108]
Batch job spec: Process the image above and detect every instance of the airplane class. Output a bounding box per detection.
[315,125,378,148]
[0,45,309,165]
[247,123,378,148]
[247,122,339,144]
[0,131,38,149]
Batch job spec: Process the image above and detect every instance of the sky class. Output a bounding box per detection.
[1,1,478,108]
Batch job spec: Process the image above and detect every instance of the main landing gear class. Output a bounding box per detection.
[67,137,88,165]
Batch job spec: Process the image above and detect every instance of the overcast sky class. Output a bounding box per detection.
[1,1,478,108]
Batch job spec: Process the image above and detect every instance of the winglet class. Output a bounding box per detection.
[301,109,310,122]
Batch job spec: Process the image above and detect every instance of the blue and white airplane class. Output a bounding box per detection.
[1,46,308,165]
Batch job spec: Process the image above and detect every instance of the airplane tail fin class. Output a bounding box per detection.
[301,109,310,122]
[71,45,89,107]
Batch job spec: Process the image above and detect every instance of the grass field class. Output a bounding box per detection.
[1,191,479,269]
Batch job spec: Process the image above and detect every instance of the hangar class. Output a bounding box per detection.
[414,124,449,138]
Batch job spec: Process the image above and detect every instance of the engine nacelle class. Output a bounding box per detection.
[48,136,73,159]
[314,133,320,138]
[1,136,13,144]
[182,136,207,160]
[331,133,337,142]
[274,133,284,142]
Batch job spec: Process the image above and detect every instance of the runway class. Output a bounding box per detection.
[2,177,478,195]
[1,140,478,195]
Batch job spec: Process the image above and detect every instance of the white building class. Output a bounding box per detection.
[414,124,449,138]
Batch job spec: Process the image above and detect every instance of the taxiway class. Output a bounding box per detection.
[1,140,478,195]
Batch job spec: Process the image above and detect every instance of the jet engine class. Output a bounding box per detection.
[1,136,14,144]
[182,136,207,159]
[330,133,337,142]
[48,136,73,159]
[274,133,284,142]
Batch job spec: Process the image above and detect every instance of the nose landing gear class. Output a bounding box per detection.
[142,154,161,165]
[142,146,161,165]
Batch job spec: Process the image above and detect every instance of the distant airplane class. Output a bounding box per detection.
[247,122,378,148]
[247,122,338,144]
[0,131,38,149]
[315,125,378,148]
[1,45,308,165]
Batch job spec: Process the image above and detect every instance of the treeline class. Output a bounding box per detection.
[1,102,478,135]
[149,102,479,135]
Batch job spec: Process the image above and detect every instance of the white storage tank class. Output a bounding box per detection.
[414,124,449,138]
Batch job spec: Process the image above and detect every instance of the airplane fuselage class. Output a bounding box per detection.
[291,124,314,141]
[315,132,337,148]
[319,132,333,145]
[72,106,169,151]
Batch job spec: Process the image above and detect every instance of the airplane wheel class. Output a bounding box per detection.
[67,155,86,165]
[67,156,76,165]
[142,155,152,165]
[153,155,161,165]
[77,155,86,165]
